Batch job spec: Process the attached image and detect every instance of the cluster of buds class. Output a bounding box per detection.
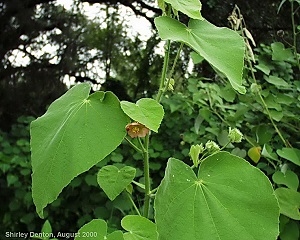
[228,127,243,143]
[189,128,243,167]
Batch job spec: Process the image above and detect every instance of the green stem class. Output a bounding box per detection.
[219,141,231,151]
[142,134,151,218]
[126,192,141,216]
[132,180,145,189]
[137,137,146,153]
[291,1,300,70]
[163,42,184,93]
[125,137,142,152]
[246,57,289,148]
[150,187,158,194]
[156,40,171,102]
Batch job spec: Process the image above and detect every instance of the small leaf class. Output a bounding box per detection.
[121,215,158,240]
[272,170,299,191]
[265,75,290,87]
[277,148,300,166]
[157,0,165,11]
[255,125,274,145]
[155,153,279,240]
[164,0,203,19]
[107,231,124,240]
[261,144,279,161]
[155,17,246,94]
[75,219,124,240]
[121,98,164,132]
[41,220,52,235]
[219,83,236,102]
[255,62,271,75]
[97,165,136,201]
[271,42,293,61]
[275,188,300,220]
[269,109,284,122]
[248,146,262,163]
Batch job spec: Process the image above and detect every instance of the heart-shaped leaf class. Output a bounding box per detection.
[155,16,246,94]
[31,83,129,218]
[164,0,203,19]
[154,152,279,240]
[97,165,136,201]
[121,215,158,240]
[271,42,293,61]
[75,219,124,240]
[121,98,164,132]
[275,188,300,220]
[277,148,300,166]
[272,170,299,191]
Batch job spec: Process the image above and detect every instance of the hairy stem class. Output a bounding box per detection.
[142,134,151,218]
[163,42,184,92]
[156,40,171,102]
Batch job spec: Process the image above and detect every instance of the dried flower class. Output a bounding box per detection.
[126,122,149,138]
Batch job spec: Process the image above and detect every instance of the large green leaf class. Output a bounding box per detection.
[75,219,124,240]
[97,165,136,201]
[155,16,246,94]
[120,98,164,132]
[164,0,203,19]
[154,152,279,240]
[275,188,300,220]
[121,215,158,240]
[31,83,129,218]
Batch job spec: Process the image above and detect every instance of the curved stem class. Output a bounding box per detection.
[125,137,142,152]
[126,192,141,216]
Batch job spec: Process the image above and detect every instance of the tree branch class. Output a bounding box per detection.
[80,0,160,28]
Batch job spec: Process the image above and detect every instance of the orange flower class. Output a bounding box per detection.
[126,122,149,138]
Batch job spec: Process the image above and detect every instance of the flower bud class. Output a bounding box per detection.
[205,140,220,154]
[228,127,243,143]
[189,144,204,167]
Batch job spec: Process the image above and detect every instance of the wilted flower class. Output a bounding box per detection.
[228,127,243,143]
[126,122,149,138]
[205,140,220,154]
